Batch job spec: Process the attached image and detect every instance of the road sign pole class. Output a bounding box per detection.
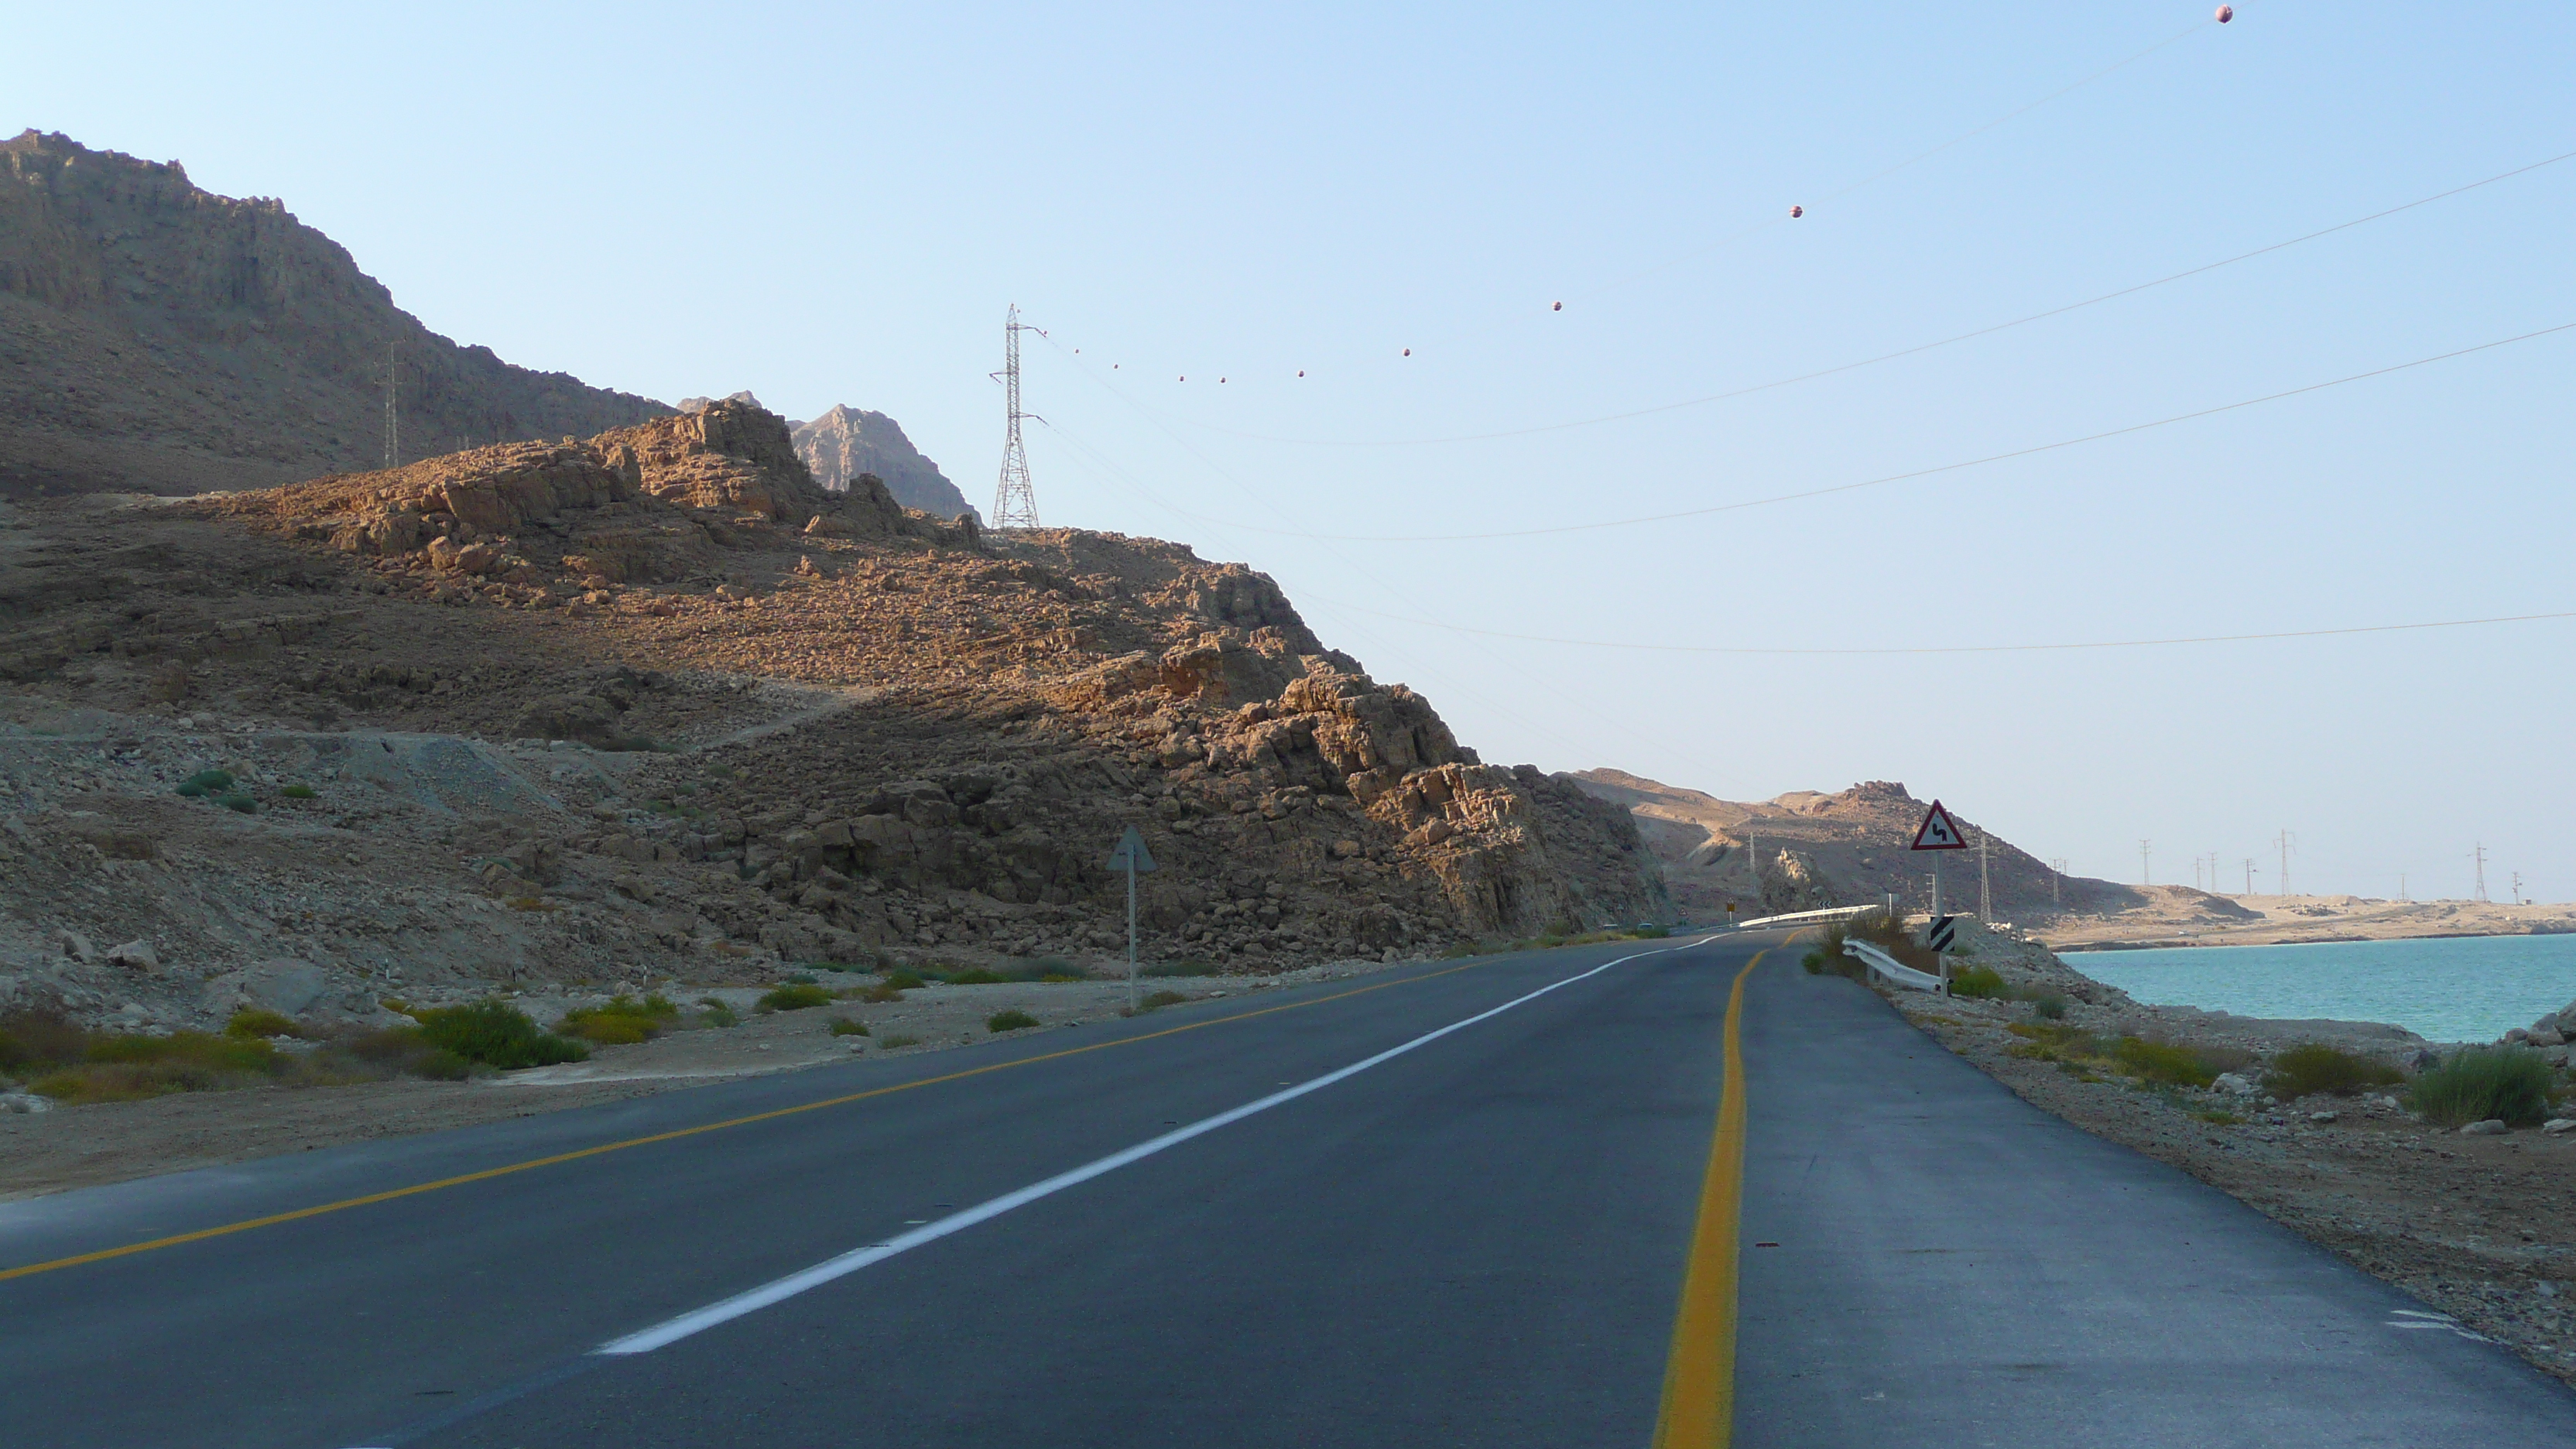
[1126,863,1138,1013]
[1932,852,1942,920]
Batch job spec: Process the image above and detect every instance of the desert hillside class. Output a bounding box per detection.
[0,131,667,499]
[1566,769,2160,923]
[0,399,1664,1032]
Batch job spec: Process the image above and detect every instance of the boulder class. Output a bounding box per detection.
[104,938,158,971]
[2212,1072,2262,1096]
[2461,1119,2510,1136]
[245,961,334,1016]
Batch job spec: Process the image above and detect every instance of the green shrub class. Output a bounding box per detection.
[1142,959,1218,978]
[343,1026,474,1081]
[856,981,907,1004]
[2110,1037,2221,1088]
[694,998,740,1029]
[174,768,235,797]
[827,1017,870,1036]
[758,982,834,1012]
[1029,957,1084,981]
[558,993,681,1045]
[2029,995,2069,1021]
[85,1029,279,1073]
[878,1033,923,1049]
[2263,1043,2404,1100]
[1947,965,2008,999]
[2409,1047,2558,1128]
[411,1000,588,1069]
[881,969,927,990]
[279,783,318,800]
[1133,989,1189,1013]
[986,1009,1040,1033]
[30,1029,286,1102]
[224,1008,306,1039]
[944,968,1007,985]
[212,792,257,814]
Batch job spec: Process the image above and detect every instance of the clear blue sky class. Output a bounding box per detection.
[13,2,2574,902]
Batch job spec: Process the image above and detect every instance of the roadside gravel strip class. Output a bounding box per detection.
[598,938,1704,1356]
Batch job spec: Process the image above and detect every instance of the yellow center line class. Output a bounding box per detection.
[1649,944,1770,1449]
[2,957,1519,1284]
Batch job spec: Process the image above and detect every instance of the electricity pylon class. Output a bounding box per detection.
[990,305,1043,529]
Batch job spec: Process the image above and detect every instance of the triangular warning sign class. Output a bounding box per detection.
[1105,824,1159,873]
[1910,800,1968,851]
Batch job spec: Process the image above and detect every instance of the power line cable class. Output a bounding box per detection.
[1305,601,2576,656]
[1170,319,2576,542]
[1070,145,2576,449]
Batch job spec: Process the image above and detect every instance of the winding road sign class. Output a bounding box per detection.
[1911,800,1968,851]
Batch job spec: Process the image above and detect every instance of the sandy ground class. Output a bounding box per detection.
[0,962,1389,1203]
[2045,892,2576,951]
[1896,987,2576,1389]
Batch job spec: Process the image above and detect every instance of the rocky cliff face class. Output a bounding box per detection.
[0,401,1665,1031]
[0,131,667,499]
[792,405,975,521]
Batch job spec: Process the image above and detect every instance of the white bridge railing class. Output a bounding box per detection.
[1734,904,1875,930]
[1841,938,1947,994]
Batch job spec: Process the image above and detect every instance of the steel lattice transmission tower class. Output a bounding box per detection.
[990,304,1043,529]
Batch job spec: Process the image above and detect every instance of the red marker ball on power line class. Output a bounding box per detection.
[1552,301,1563,311]
[2215,3,2232,19]
[1401,348,1411,357]
[1790,204,1804,218]
[1297,370,1305,377]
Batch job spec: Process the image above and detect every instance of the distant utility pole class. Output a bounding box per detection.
[2512,870,2526,905]
[2276,830,2296,899]
[2139,839,2152,887]
[2472,843,2491,903]
[1977,833,1992,920]
[382,341,399,470]
[2048,857,2067,908]
[2242,858,2258,896]
[2400,872,2408,903]
[990,303,1043,529]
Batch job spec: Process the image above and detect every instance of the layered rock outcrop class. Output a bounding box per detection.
[201,399,978,587]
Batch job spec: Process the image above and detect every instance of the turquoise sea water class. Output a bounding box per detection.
[2068,934,2576,1044]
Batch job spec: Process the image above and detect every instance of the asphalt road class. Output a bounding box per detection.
[2,932,2571,1447]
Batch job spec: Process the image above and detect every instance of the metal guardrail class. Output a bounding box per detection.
[1734,904,1875,930]
[1842,938,1947,994]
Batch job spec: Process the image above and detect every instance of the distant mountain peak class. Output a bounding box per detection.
[792,405,977,522]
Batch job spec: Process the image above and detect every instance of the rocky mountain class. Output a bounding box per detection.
[1566,770,2171,924]
[792,404,975,521]
[0,131,668,500]
[0,399,1666,1032]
